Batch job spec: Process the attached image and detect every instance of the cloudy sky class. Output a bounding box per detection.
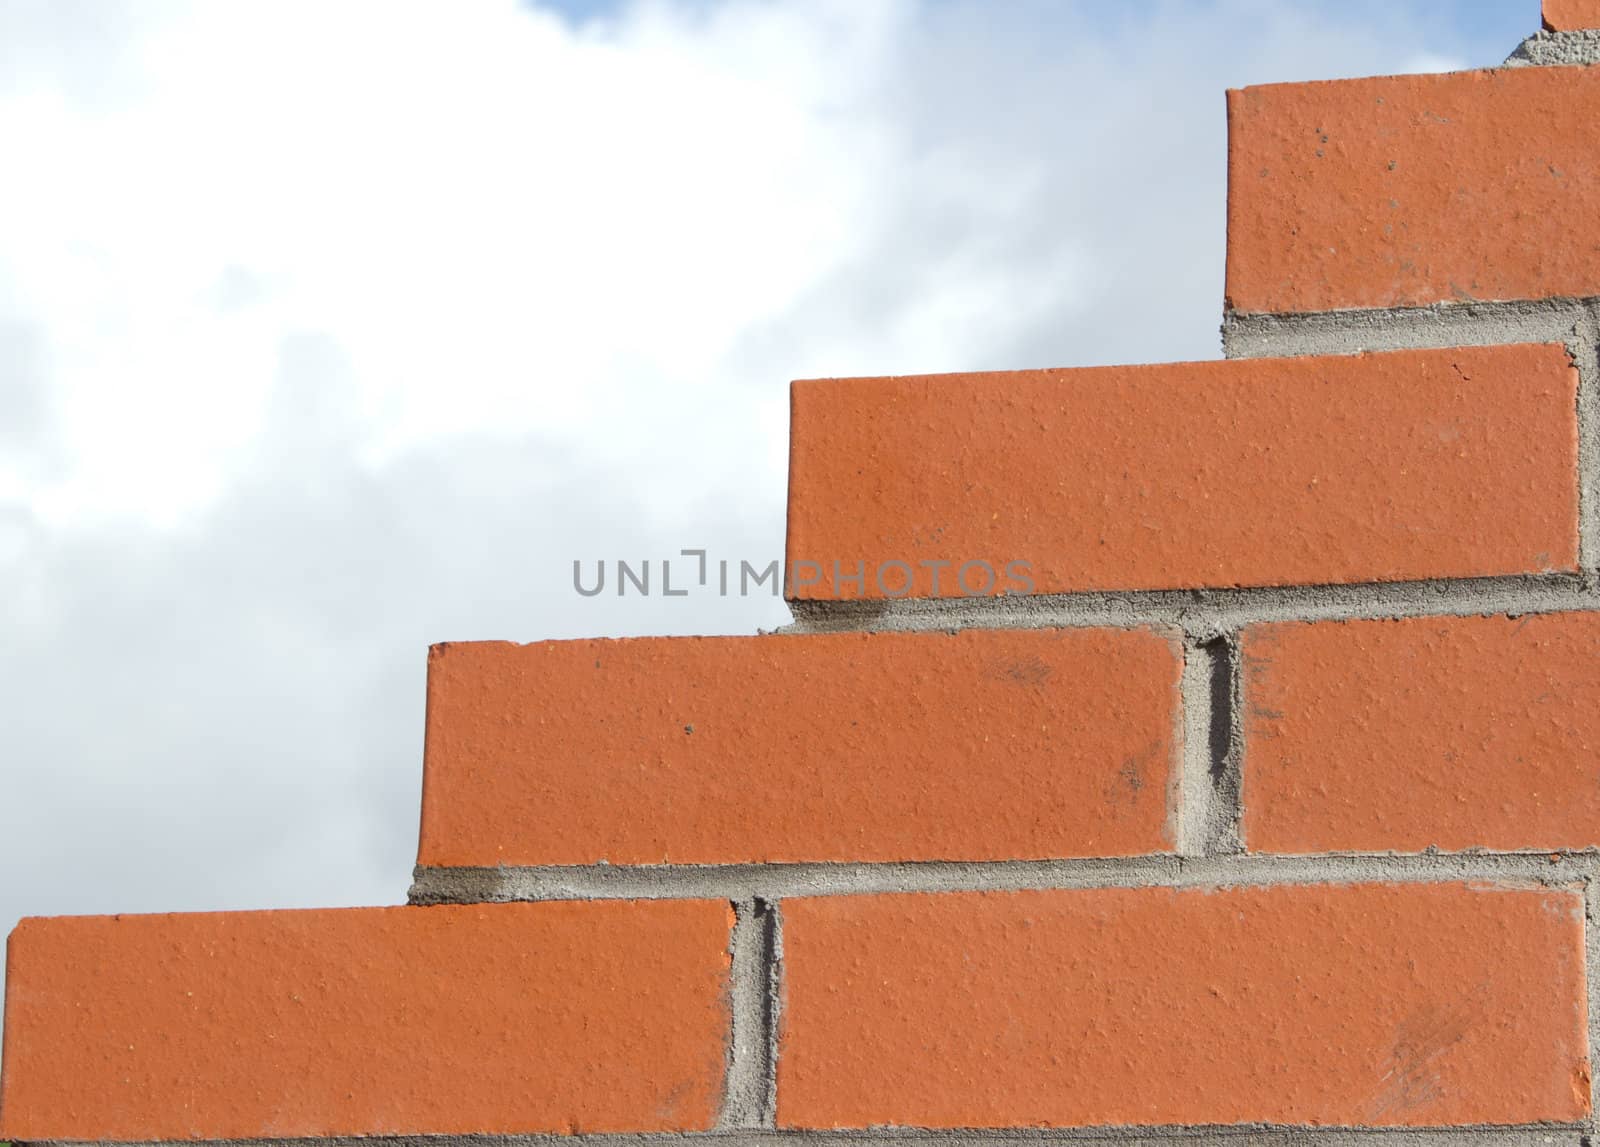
[0,0,1536,997]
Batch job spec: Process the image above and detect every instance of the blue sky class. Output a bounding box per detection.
[531,0,1539,72]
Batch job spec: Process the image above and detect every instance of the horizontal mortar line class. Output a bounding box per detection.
[23,1126,1591,1147]
[1176,635,1219,859]
[780,574,1597,639]
[409,852,1600,904]
[720,898,777,1131]
[1507,25,1600,67]
[1221,294,1599,358]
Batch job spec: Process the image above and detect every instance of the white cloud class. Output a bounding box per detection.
[1397,50,1472,72]
[1,0,884,522]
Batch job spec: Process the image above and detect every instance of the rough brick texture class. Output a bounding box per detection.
[0,901,732,1141]
[777,884,1591,1129]
[1545,0,1600,31]
[1241,612,1600,854]
[420,627,1182,866]
[1227,66,1600,313]
[785,343,1577,600]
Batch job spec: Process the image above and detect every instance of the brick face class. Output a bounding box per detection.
[1227,66,1600,313]
[777,885,1591,1129]
[420,627,1182,866]
[785,344,1577,600]
[1544,0,1600,30]
[0,901,732,1141]
[1241,612,1600,854]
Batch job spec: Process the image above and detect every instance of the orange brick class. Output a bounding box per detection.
[0,901,731,1141]
[1241,612,1600,854]
[1227,66,1600,313]
[785,344,1576,600]
[420,627,1181,865]
[777,884,1590,1129]
[1545,0,1600,30]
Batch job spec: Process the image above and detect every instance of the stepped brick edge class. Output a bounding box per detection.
[8,7,1600,1146]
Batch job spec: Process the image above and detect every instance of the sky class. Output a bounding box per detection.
[0,0,1541,1008]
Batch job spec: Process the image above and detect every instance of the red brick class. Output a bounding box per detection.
[1545,0,1600,31]
[1227,66,1600,313]
[785,344,1576,600]
[777,884,1590,1129]
[1241,612,1600,854]
[0,901,731,1141]
[419,627,1181,866]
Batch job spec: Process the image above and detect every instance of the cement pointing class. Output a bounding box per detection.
[1506,28,1600,66]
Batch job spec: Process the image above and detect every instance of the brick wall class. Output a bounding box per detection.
[7,6,1600,1145]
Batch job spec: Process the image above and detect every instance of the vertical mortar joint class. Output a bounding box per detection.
[719,897,780,1130]
[1179,635,1242,858]
[1204,634,1243,855]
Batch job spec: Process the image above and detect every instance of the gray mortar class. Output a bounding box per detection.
[1177,637,1241,857]
[1209,636,1243,856]
[1506,28,1600,67]
[411,853,1600,904]
[721,900,781,1130]
[24,1129,1586,1147]
[1220,297,1590,360]
[1176,638,1213,857]
[783,574,1597,640]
